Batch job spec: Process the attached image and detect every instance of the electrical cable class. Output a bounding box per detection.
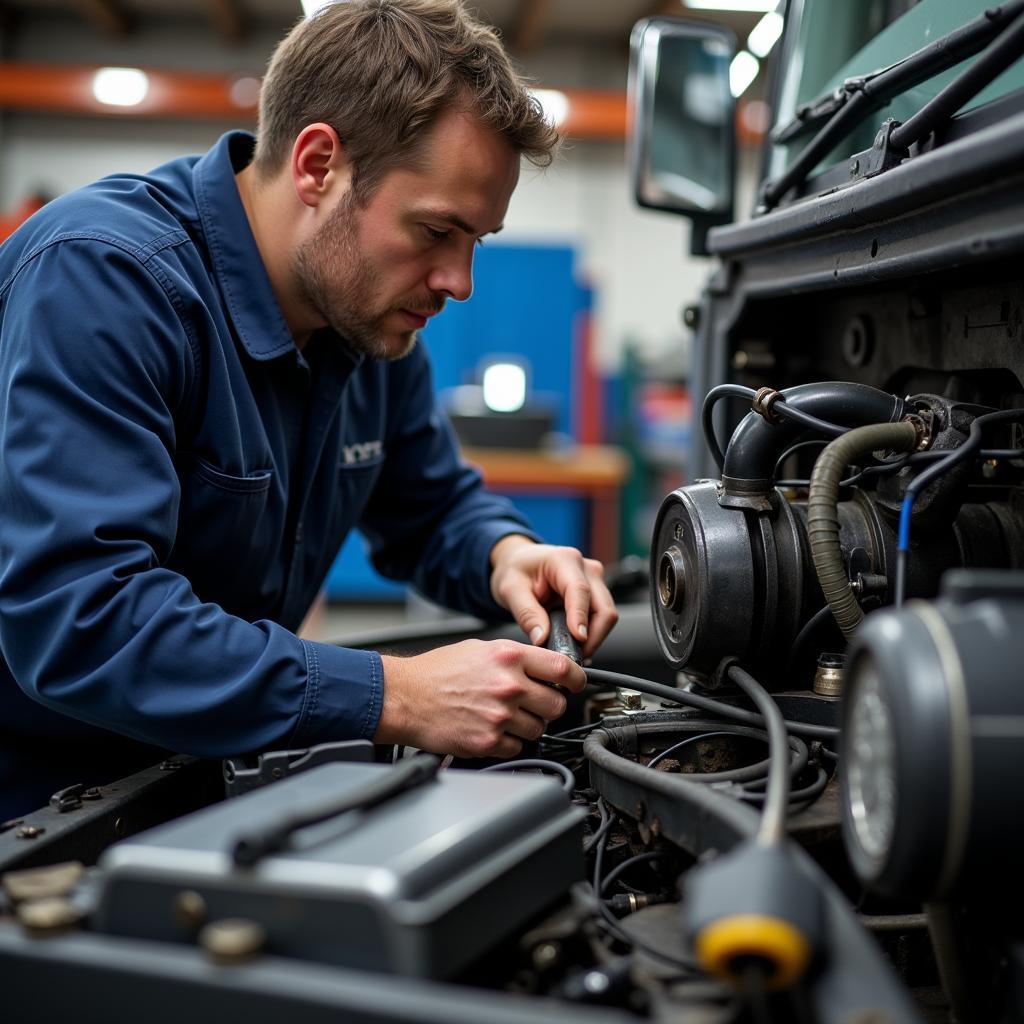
[637,719,810,785]
[646,730,739,771]
[583,796,614,855]
[585,667,839,740]
[726,665,790,846]
[772,402,848,439]
[599,850,671,897]
[481,758,575,794]
[773,438,830,478]
[775,447,1022,489]
[702,384,756,471]
[551,722,602,738]
[784,604,836,679]
[895,409,1024,607]
[702,384,852,473]
[739,764,829,808]
[592,805,698,972]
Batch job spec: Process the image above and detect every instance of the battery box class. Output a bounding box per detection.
[94,761,583,979]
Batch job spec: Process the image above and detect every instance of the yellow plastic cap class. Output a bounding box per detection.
[695,913,812,990]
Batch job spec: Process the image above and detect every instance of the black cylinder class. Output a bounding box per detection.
[649,482,1024,685]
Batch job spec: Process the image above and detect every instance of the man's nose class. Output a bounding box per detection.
[427,249,474,303]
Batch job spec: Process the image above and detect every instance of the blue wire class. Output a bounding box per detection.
[897,495,913,552]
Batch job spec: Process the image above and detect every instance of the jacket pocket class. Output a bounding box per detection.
[171,456,280,616]
[191,456,272,494]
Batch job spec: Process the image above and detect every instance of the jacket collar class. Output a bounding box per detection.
[192,131,298,362]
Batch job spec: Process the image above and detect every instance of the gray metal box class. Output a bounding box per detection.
[94,762,583,979]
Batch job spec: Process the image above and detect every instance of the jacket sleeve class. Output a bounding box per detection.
[0,239,383,753]
[357,346,540,619]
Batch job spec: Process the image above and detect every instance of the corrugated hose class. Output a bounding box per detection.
[806,420,920,639]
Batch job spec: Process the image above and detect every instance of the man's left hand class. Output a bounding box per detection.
[489,536,618,660]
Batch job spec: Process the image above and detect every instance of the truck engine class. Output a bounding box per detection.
[3,2,1024,1022]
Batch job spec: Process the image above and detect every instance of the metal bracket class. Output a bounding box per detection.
[848,118,909,183]
[222,740,376,798]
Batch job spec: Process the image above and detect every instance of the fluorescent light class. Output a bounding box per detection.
[747,11,784,58]
[92,67,149,107]
[482,363,527,413]
[530,88,570,129]
[686,0,777,10]
[301,0,334,15]
[229,76,261,110]
[729,51,760,98]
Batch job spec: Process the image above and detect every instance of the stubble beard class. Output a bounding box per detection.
[292,194,442,362]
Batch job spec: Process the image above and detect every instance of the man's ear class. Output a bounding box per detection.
[290,123,352,209]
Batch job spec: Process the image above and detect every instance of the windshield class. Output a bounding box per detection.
[769,0,1024,180]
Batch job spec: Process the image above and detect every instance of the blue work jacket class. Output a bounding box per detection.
[0,131,536,818]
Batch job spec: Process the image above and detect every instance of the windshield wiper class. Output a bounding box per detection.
[761,0,1024,211]
[772,62,903,146]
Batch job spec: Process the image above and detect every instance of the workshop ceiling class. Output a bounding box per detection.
[0,0,760,52]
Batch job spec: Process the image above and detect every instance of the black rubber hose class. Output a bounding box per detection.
[722,382,904,487]
[806,420,919,640]
[727,665,790,846]
[585,667,839,740]
[583,727,759,844]
[481,758,575,794]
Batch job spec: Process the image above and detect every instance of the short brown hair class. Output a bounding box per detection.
[253,0,560,197]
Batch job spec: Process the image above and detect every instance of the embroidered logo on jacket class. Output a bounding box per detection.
[342,440,384,465]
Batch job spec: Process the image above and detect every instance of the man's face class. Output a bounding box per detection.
[293,108,520,360]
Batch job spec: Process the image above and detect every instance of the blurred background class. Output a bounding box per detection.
[0,0,782,636]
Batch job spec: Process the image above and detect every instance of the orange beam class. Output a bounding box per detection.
[0,63,259,120]
[560,90,627,140]
[0,63,628,140]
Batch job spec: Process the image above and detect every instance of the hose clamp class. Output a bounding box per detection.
[903,411,933,451]
[752,387,785,424]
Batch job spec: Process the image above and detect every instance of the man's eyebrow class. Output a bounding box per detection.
[420,209,504,237]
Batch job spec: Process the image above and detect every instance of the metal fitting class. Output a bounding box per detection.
[616,687,643,712]
[752,386,785,424]
[813,654,845,699]
[903,411,934,451]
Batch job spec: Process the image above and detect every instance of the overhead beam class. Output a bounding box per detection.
[0,62,259,120]
[0,63,629,141]
[514,0,550,54]
[207,0,246,43]
[74,0,131,37]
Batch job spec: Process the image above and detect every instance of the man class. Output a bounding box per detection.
[0,0,618,819]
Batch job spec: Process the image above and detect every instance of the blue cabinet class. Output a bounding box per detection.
[325,243,589,601]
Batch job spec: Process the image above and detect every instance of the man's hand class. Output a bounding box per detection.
[489,536,618,660]
[375,639,586,758]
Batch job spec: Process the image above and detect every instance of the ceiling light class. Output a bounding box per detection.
[747,11,785,58]
[92,67,149,108]
[729,51,760,98]
[530,89,570,129]
[685,0,778,11]
[482,362,527,414]
[229,76,262,110]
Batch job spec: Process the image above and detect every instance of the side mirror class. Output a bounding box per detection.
[628,17,737,256]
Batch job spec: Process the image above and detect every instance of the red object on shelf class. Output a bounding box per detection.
[0,194,48,243]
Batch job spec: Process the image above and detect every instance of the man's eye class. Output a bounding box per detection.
[424,226,450,241]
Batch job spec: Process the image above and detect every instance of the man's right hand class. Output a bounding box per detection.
[375,639,587,758]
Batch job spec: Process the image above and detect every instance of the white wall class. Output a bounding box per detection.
[0,18,720,376]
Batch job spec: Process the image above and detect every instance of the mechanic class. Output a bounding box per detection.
[0,0,618,820]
